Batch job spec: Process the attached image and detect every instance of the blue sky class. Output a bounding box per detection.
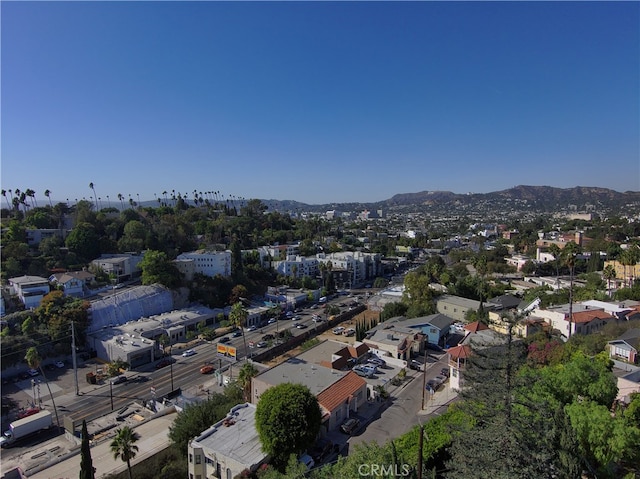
[2,1,639,205]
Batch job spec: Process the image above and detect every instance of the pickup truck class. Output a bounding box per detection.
[0,410,52,447]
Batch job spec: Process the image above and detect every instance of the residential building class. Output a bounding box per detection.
[608,329,640,365]
[532,303,617,340]
[446,344,472,391]
[363,327,419,362]
[49,270,95,297]
[436,295,492,322]
[316,371,368,433]
[8,275,50,309]
[272,255,319,279]
[188,403,268,479]
[91,253,144,282]
[175,249,231,280]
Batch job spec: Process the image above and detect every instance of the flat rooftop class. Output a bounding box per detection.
[255,356,346,396]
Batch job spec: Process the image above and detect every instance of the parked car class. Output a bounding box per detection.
[332,327,345,335]
[367,357,386,367]
[256,341,268,348]
[17,407,41,419]
[340,417,360,435]
[440,367,450,377]
[27,369,39,377]
[343,328,356,337]
[267,317,277,324]
[426,342,443,352]
[310,438,333,463]
[200,365,215,374]
[360,364,378,375]
[182,349,196,357]
[262,334,275,341]
[155,358,172,369]
[409,360,422,371]
[54,361,65,368]
[111,375,127,385]
[352,367,373,378]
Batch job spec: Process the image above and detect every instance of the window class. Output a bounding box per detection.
[195,454,201,464]
[452,368,458,378]
[189,454,193,463]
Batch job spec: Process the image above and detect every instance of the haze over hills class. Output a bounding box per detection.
[261,185,640,215]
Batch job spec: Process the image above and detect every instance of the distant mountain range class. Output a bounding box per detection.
[262,185,640,215]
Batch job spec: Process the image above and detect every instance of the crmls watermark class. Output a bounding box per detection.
[357,463,412,477]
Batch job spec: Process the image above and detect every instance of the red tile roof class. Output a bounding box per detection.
[446,344,473,359]
[464,321,489,332]
[348,342,370,358]
[317,371,367,413]
[571,309,615,324]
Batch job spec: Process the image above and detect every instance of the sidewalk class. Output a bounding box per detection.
[417,383,458,416]
[26,411,177,479]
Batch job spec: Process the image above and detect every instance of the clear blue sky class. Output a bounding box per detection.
[2,1,639,205]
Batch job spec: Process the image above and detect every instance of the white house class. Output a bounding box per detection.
[49,271,95,297]
[8,276,50,309]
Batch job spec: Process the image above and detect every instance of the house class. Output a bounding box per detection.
[316,371,368,433]
[608,329,640,365]
[91,253,144,282]
[363,327,418,361]
[49,270,95,297]
[532,303,617,340]
[8,275,50,309]
[188,403,268,479]
[436,295,493,322]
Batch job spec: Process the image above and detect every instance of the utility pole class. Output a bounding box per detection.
[71,321,79,395]
[421,345,429,410]
[417,424,424,479]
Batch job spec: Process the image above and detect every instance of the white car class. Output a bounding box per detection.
[332,327,345,335]
[267,317,277,324]
[245,325,257,332]
[54,361,65,368]
[182,349,196,357]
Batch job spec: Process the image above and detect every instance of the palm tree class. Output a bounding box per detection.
[229,302,249,359]
[89,182,98,210]
[24,347,61,429]
[118,193,124,210]
[237,363,259,401]
[110,426,140,479]
[562,242,580,339]
[1,189,9,209]
[603,264,616,298]
[44,189,53,208]
[548,243,562,289]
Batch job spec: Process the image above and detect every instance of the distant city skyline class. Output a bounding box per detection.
[2,2,639,205]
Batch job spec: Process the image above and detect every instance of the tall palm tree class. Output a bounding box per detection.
[548,243,562,290]
[89,182,98,210]
[229,302,249,360]
[237,363,259,401]
[109,426,140,479]
[44,189,53,208]
[106,194,111,208]
[1,189,9,209]
[562,242,580,339]
[25,189,36,208]
[24,347,61,429]
[118,193,124,210]
[603,264,616,298]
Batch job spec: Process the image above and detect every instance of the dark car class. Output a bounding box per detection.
[155,359,172,369]
[310,438,334,463]
[262,334,275,341]
[440,367,450,377]
[232,331,243,338]
[426,342,443,352]
[111,375,128,385]
[219,336,231,344]
[340,418,360,435]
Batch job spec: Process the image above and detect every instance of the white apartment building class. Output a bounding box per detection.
[175,250,231,280]
[272,255,319,278]
[317,251,381,288]
[8,275,50,309]
[91,253,145,281]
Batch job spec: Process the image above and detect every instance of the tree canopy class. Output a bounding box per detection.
[255,383,322,470]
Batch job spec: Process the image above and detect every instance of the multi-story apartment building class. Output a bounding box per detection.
[175,250,231,280]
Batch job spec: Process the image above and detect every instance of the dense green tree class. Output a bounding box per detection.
[255,383,322,470]
[229,302,249,358]
[80,419,96,479]
[380,302,408,321]
[237,362,259,402]
[65,222,101,261]
[110,426,140,479]
[138,250,182,288]
[168,387,242,454]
